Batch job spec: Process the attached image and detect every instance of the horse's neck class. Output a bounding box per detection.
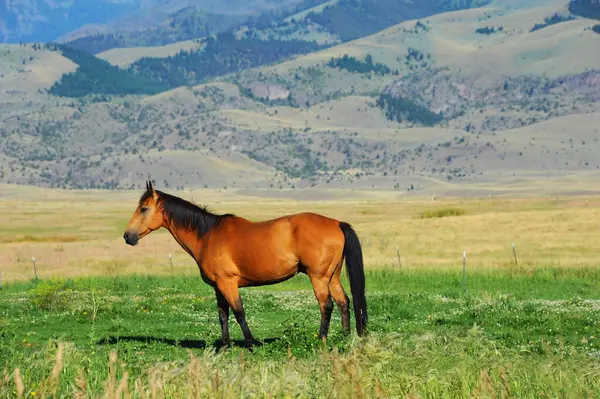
[164,223,203,261]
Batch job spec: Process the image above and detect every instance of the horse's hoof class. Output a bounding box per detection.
[217,340,230,351]
[244,340,256,351]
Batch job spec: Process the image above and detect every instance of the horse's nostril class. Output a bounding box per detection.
[123,233,129,242]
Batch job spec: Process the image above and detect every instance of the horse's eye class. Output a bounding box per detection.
[141,207,148,213]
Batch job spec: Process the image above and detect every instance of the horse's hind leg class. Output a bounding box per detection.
[329,275,351,336]
[308,275,334,339]
[214,288,231,347]
[215,278,255,348]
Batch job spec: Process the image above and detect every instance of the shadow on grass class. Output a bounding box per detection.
[96,335,281,351]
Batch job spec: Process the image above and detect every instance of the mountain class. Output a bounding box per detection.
[1,0,600,194]
[0,0,306,44]
[62,8,245,55]
[1,0,138,43]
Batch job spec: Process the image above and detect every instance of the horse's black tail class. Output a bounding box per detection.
[339,222,368,336]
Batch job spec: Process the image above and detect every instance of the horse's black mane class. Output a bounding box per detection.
[139,189,234,238]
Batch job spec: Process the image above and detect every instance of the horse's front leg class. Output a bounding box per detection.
[215,288,231,347]
[216,278,255,348]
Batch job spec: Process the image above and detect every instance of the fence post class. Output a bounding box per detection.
[169,253,173,278]
[462,250,467,293]
[396,245,402,268]
[32,256,38,281]
[512,243,518,265]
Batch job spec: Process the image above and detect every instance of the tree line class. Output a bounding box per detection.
[568,0,600,20]
[530,13,575,32]
[326,54,392,75]
[376,93,443,126]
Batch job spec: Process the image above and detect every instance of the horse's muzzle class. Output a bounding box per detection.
[123,231,139,246]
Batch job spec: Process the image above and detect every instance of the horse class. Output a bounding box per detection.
[123,181,368,348]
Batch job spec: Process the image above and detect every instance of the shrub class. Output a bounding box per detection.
[530,13,575,32]
[475,26,503,35]
[29,280,72,311]
[327,54,391,75]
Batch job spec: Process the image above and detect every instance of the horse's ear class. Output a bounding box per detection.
[146,180,154,192]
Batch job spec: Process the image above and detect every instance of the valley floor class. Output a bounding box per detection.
[1,184,600,282]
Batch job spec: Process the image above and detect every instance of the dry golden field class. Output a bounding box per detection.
[1,184,599,283]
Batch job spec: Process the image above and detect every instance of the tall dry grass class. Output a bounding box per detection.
[2,335,599,398]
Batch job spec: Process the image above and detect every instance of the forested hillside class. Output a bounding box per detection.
[569,0,600,20]
[129,33,322,88]
[47,44,168,97]
[50,0,491,98]
[303,0,491,41]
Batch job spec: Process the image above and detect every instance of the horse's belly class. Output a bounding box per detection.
[237,256,299,287]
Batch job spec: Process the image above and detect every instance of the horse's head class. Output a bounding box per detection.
[123,180,164,246]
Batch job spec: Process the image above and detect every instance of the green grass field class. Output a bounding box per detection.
[1,269,600,398]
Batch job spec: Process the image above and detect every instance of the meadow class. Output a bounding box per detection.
[1,185,600,397]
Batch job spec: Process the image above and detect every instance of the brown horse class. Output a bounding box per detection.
[123,181,367,347]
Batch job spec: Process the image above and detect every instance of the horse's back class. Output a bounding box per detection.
[223,211,343,244]
[253,211,344,241]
